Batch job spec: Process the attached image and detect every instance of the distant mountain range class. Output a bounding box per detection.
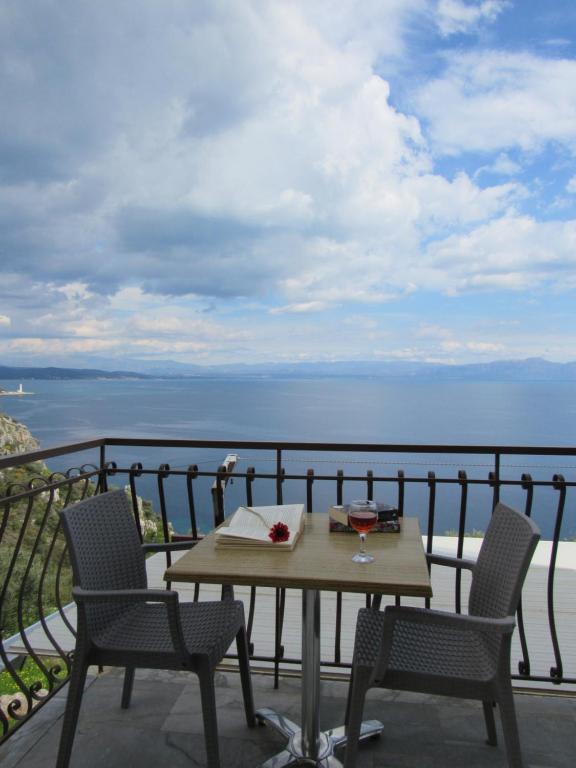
[1,358,576,381]
[0,365,149,381]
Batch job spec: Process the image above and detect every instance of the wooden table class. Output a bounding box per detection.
[166,514,432,767]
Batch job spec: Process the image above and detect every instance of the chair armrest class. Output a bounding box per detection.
[141,540,199,554]
[365,606,515,681]
[384,605,515,635]
[426,553,476,571]
[72,587,179,604]
[73,587,187,658]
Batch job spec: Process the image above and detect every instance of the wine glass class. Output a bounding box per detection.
[348,500,378,563]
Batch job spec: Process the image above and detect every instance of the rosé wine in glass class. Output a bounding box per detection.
[349,500,377,563]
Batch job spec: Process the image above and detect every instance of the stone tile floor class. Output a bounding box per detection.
[1,668,575,767]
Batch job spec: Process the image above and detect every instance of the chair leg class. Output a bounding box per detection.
[498,684,524,768]
[121,667,135,709]
[344,669,354,726]
[56,654,89,768]
[221,584,235,601]
[236,626,255,727]
[483,700,498,746]
[371,594,382,611]
[198,664,221,768]
[343,666,372,768]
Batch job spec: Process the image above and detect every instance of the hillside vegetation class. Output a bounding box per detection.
[0,412,163,639]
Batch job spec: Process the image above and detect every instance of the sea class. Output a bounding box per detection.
[1,377,575,539]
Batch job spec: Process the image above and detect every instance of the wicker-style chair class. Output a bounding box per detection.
[56,490,255,768]
[344,502,540,768]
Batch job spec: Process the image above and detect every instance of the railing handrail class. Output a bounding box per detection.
[0,438,106,470]
[2,435,576,472]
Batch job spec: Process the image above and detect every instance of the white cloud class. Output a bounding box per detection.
[423,215,576,293]
[402,172,523,232]
[417,324,453,339]
[4,337,123,356]
[435,0,509,37]
[183,73,428,231]
[298,0,426,60]
[545,38,572,48]
[270,302,328,315]
[126,312,247,342]
[439,339,504,353]
[416,51,576,154]
[0,315,10,326]
[475,153,522,178]
[56,282,94,302]
[567,177,576,194]
[107,286,165,311]
[129,339,211,354]
[411,323,506,358]
[466,341,504,352]
[382,347,426,360]
[342,315,380,330]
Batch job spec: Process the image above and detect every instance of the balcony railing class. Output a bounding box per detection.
[1,437,575,743]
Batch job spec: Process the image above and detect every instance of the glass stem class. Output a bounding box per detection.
[359,532,366,554]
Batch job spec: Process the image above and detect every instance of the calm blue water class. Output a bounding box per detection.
[1,377,575,538]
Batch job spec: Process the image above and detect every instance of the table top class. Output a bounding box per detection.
[165,514,432,598]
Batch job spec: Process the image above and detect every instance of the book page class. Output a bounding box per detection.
[246,504,304,531]
[215,504,304,547]
[216,518,270,542]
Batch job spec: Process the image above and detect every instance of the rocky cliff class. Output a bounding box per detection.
[0,412,40,456]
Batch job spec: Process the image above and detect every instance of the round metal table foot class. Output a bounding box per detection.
[256,709,383,767]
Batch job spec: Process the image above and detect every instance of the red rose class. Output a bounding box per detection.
[269,522,290,543]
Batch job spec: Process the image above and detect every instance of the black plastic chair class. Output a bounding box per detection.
[344,502,540,768]
[56,489,255,768]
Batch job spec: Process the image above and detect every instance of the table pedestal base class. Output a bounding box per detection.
[256,707,383,767]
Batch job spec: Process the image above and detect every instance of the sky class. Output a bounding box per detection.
[0,0,575,370]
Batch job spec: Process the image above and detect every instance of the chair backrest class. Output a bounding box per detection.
[468,502,540,619]
[60,490,147,634]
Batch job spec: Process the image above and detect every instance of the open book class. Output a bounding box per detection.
[215,504,305,550]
